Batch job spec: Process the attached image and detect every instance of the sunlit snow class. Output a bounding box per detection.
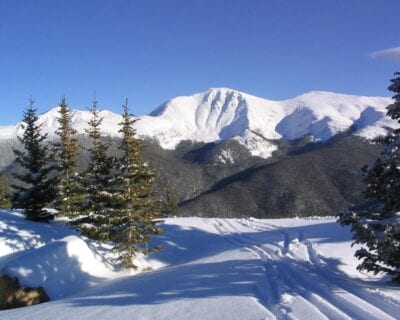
[0,89,395,160]
[0,211,399,320]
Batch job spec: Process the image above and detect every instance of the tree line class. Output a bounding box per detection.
[9,97,168,269]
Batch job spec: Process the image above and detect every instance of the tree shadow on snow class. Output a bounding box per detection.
[3,242,108,300]
[67,221,398,318]
[148,220,353,267]
[0,210,77,265]
[68,255,398,320]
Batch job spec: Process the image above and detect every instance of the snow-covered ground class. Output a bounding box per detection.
[0,210,399,319]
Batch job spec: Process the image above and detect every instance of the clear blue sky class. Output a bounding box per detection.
[0,0,399,124]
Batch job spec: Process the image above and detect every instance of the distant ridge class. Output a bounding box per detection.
[0,88,395,159]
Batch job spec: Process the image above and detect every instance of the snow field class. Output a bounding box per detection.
[0,211,399,319]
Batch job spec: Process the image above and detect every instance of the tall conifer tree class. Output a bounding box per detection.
[339,72,400,282]
[162,182,179,217]
[53,97,81,217]
[112,99,163,269]
[79,98,116,240]
[12,99,56,222]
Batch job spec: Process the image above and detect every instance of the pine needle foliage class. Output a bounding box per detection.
[112,99,163,269]
[53,97,82,218]
[162,182,179,217]
[338,72,400,282]
[0,176,11,208]
[79,99,116,240]
[12,99,56,222]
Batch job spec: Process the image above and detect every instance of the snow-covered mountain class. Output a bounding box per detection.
[0,88,395,159]
[0,108,123,140]
[137,89,394,158]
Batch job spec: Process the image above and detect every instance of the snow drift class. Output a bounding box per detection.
[4,235,117,299]
[0,211,127,300]
[0,211,399,320]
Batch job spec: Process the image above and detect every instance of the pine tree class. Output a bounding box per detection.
[111,99,163,269]
[162,182,179,217]
[53,97,82,218]
[0,176,11,208]
[79,98,116,240]
[12,99,56,222]
[338,72,400,282]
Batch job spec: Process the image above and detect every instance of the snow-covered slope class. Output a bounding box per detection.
[0,108,123,140]
[1,210,399,320]
[137,89,394,158]
[0,211,131,300]
[0,89,395,159]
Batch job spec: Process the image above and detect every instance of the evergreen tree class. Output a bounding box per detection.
[79,98,116,240]
[162,182,179,217]
[53,97,82,218]
[112,99,163,269]
[338,72,400,282]
[12,99,56,222]
[0,176,11,208]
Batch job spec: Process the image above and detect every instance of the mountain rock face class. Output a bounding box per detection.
[0,89,395,217]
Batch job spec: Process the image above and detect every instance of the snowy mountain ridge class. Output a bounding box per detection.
[0,88,395,159]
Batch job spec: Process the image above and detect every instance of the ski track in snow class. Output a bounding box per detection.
[211,218,399,320]
[1,213,399,320]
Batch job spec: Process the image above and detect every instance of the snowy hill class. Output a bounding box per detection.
[0,89,395,159]
[0,210,399,319]
[0,211,151,300]
[0,108,123,140]
[137,89,394,158]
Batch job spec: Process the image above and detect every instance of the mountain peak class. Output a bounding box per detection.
[1,106,123,140]
[203,87,243,96]
[138,89,394,158]
[292,90,391,103]
[0,89,396,160]
[205,87,238,92]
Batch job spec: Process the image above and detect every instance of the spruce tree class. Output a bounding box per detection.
[112,99,163,269]
[79,98,116,240]
[12,99,56,222]
[338,72,400,282]
[53,97,82,218]
[0,176,11,208]
[162,182,179,217]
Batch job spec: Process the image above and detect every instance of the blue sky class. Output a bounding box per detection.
[0,0,399,124]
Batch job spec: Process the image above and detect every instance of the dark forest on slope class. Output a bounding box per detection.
[0,132,382,218]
